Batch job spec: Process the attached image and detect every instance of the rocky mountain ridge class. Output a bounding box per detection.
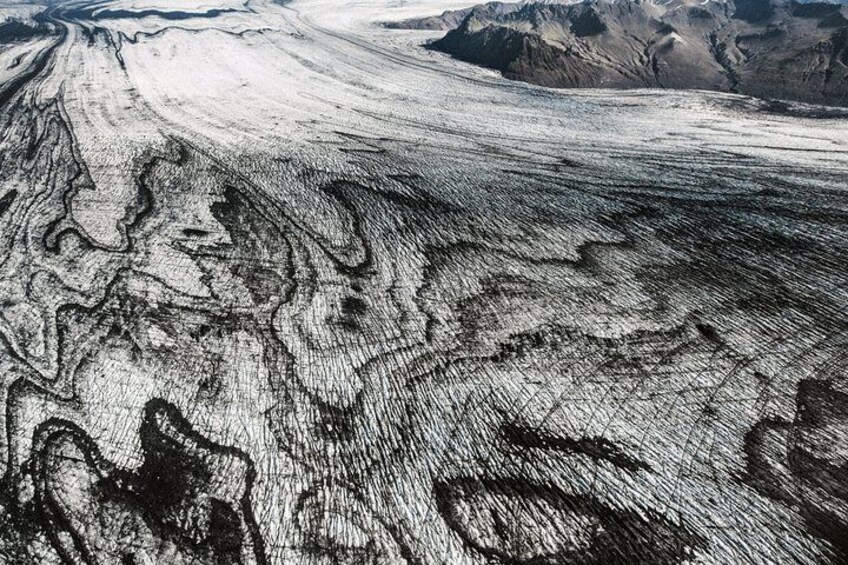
[394,0,848,105]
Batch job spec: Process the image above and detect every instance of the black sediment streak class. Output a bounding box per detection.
[0,189,17,219]
[0,10,63,110]
[501,421,653,472]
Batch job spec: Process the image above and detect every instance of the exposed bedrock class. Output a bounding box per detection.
[412,0,848,105]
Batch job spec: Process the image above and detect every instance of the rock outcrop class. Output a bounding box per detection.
[400,0,848,105]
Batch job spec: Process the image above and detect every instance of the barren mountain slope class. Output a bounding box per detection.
[405,0,848,104]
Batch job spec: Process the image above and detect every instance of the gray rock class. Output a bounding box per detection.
[426,0,848,106]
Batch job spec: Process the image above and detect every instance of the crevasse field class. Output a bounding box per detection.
[1,0,848,563]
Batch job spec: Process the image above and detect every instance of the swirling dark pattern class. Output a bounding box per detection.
[0,0,846,564]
